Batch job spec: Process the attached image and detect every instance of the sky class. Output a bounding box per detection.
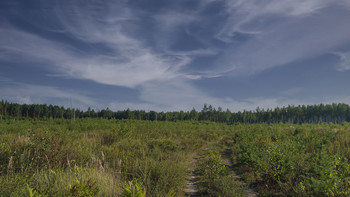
[1,0,350,112]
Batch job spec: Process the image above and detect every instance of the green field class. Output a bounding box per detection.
[1,119,350,196]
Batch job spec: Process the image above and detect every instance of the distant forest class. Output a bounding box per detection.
[1,100,350,124]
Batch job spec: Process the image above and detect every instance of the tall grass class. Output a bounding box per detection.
[231,123,350,196]
[2,119,349,196]
[0,119,230,196]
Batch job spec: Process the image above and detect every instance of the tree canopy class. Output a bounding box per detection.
[1,100,350,124]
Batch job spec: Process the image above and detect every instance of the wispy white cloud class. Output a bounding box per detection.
[0,27,70,63]
[1,0,350,112]
[0,25,183,88]
[0,1,221,87]
[0,1,225,111]
[53,0,136,45]
[322,96,350,105]
[16,96,33,105]
[0,1,199,89]
[217,0,349,41]
[137,79,311,112]
[53,1,191,87]
[334,51,350,71]
[2,79,347,112]
[213,0,350,76]
[0,81,96,108]
[152,10,198,49]
[154,11,197,32]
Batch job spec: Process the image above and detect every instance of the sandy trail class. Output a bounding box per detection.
[222,148,258,197]
[184,139,258,197]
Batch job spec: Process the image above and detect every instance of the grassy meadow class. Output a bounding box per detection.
[1,119,350,196]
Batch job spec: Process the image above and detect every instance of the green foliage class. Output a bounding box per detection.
[2,99,350,123]
[232,123,350,196]
[119,179,145,197]
[200,151,227,179]
[27,183,46,197]
[0,119,229,196]
[2,118,350,196]
[68,178,99,197]
[197,151,246,197]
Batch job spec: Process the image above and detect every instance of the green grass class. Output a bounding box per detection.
[1,119,350,196]
[0,119,232,196]
[196,151,247,197]
[231,123,350,196]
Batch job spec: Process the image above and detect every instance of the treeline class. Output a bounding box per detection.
[1,100,350,123]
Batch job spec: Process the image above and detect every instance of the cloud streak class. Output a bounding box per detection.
[54,1,189,87]
[213,0,350,76]
[0,1,198,88]
[335,51,350,71]
[1,0,350,112]
[217,0,350,41]
[0,81,96,108]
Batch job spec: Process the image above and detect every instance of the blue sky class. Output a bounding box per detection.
[1,0,350,112]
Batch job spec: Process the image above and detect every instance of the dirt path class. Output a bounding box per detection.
[222,148,258,197]
[184,139,258,197]
[184,152,199,196]
[184,148,258,196]
[184,142,215,196]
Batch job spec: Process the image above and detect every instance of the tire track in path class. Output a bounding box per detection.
[222,148,258,197]
[184,141,218,197]
[184,138,258,197]
[184,152,199,196]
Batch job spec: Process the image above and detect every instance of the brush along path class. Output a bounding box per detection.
[184,137,258,197]
[184,140,221,196]
[222,148,258,197]
[184,152,200,196]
